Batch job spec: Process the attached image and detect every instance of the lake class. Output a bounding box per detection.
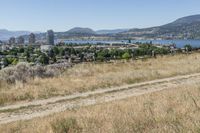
[131,40,200,48]
[63,40,200,48]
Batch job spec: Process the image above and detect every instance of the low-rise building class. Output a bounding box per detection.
[40,45,53,52]
[1,45,10,51]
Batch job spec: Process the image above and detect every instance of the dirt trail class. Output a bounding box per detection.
[1,73,200,124]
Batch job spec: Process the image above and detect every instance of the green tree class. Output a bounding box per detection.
[19,47,25,53]
[122,52,131,59]
[52,56,57,63]
[2,57,9,67]
[184,44,192,51]
[8,47,18,56]
[59,48,65,56]
[109,49,118,58]
[11,58,18,65]
[39,54,49,65]
[97,55,105,62]
[49,49,55,58]
[24,50,30,58]
[53,47,59,55]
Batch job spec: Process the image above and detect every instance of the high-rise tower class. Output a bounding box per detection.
[46,30,54,45]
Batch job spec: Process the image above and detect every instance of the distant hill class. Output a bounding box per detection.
[0,29,31,40]
[171,14,200,25]
[2,14,200,41]
[121,14,200,39]
[65,27,96,35]
[96,29,129,34]
[54,27,98,39]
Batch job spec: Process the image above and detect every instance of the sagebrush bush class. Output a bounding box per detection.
[0,63,58,84]
[31,65,56,78]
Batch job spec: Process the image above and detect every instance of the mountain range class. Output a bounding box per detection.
[0,29,31,40]
[96,29,129,34]
[1,14,200,40]
[120,14,200,39]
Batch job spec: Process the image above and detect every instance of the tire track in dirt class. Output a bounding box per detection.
[0,73,200,124]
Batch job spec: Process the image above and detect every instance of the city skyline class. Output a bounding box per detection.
[0,0,200,32]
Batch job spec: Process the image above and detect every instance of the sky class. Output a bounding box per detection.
[0,0,200,32]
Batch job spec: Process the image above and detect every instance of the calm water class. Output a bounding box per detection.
[63,40,200,48]
[131,40,200,48]
[63,40,117,45]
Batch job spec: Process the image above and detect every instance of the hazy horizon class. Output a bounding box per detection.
[1,0,200,32]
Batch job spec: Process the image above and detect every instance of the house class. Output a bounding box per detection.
[84,53,95,61]
[1,45,10,51]
[40,45,53,52]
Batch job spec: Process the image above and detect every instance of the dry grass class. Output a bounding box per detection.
[1,53,200,105]
[1,80,200,133]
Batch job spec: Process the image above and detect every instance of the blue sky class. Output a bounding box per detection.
[0,0,200,31]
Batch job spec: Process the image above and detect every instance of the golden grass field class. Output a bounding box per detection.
[1,80,199,133]
[1,53,200,105]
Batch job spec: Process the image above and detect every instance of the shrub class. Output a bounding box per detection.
[51,117,81,133]
[31,66,56,78]
[184,44,192,51]
[2,57,9,67]
[0,63,58,84]
[11,58,18,65]
[39,53,49,65]
[97,55,105,62]
[122,52,131,59]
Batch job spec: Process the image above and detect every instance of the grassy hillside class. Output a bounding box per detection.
[1,53,200,105]
[1,80,200,133]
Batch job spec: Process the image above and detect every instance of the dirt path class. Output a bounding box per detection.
[1,73,200,124]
